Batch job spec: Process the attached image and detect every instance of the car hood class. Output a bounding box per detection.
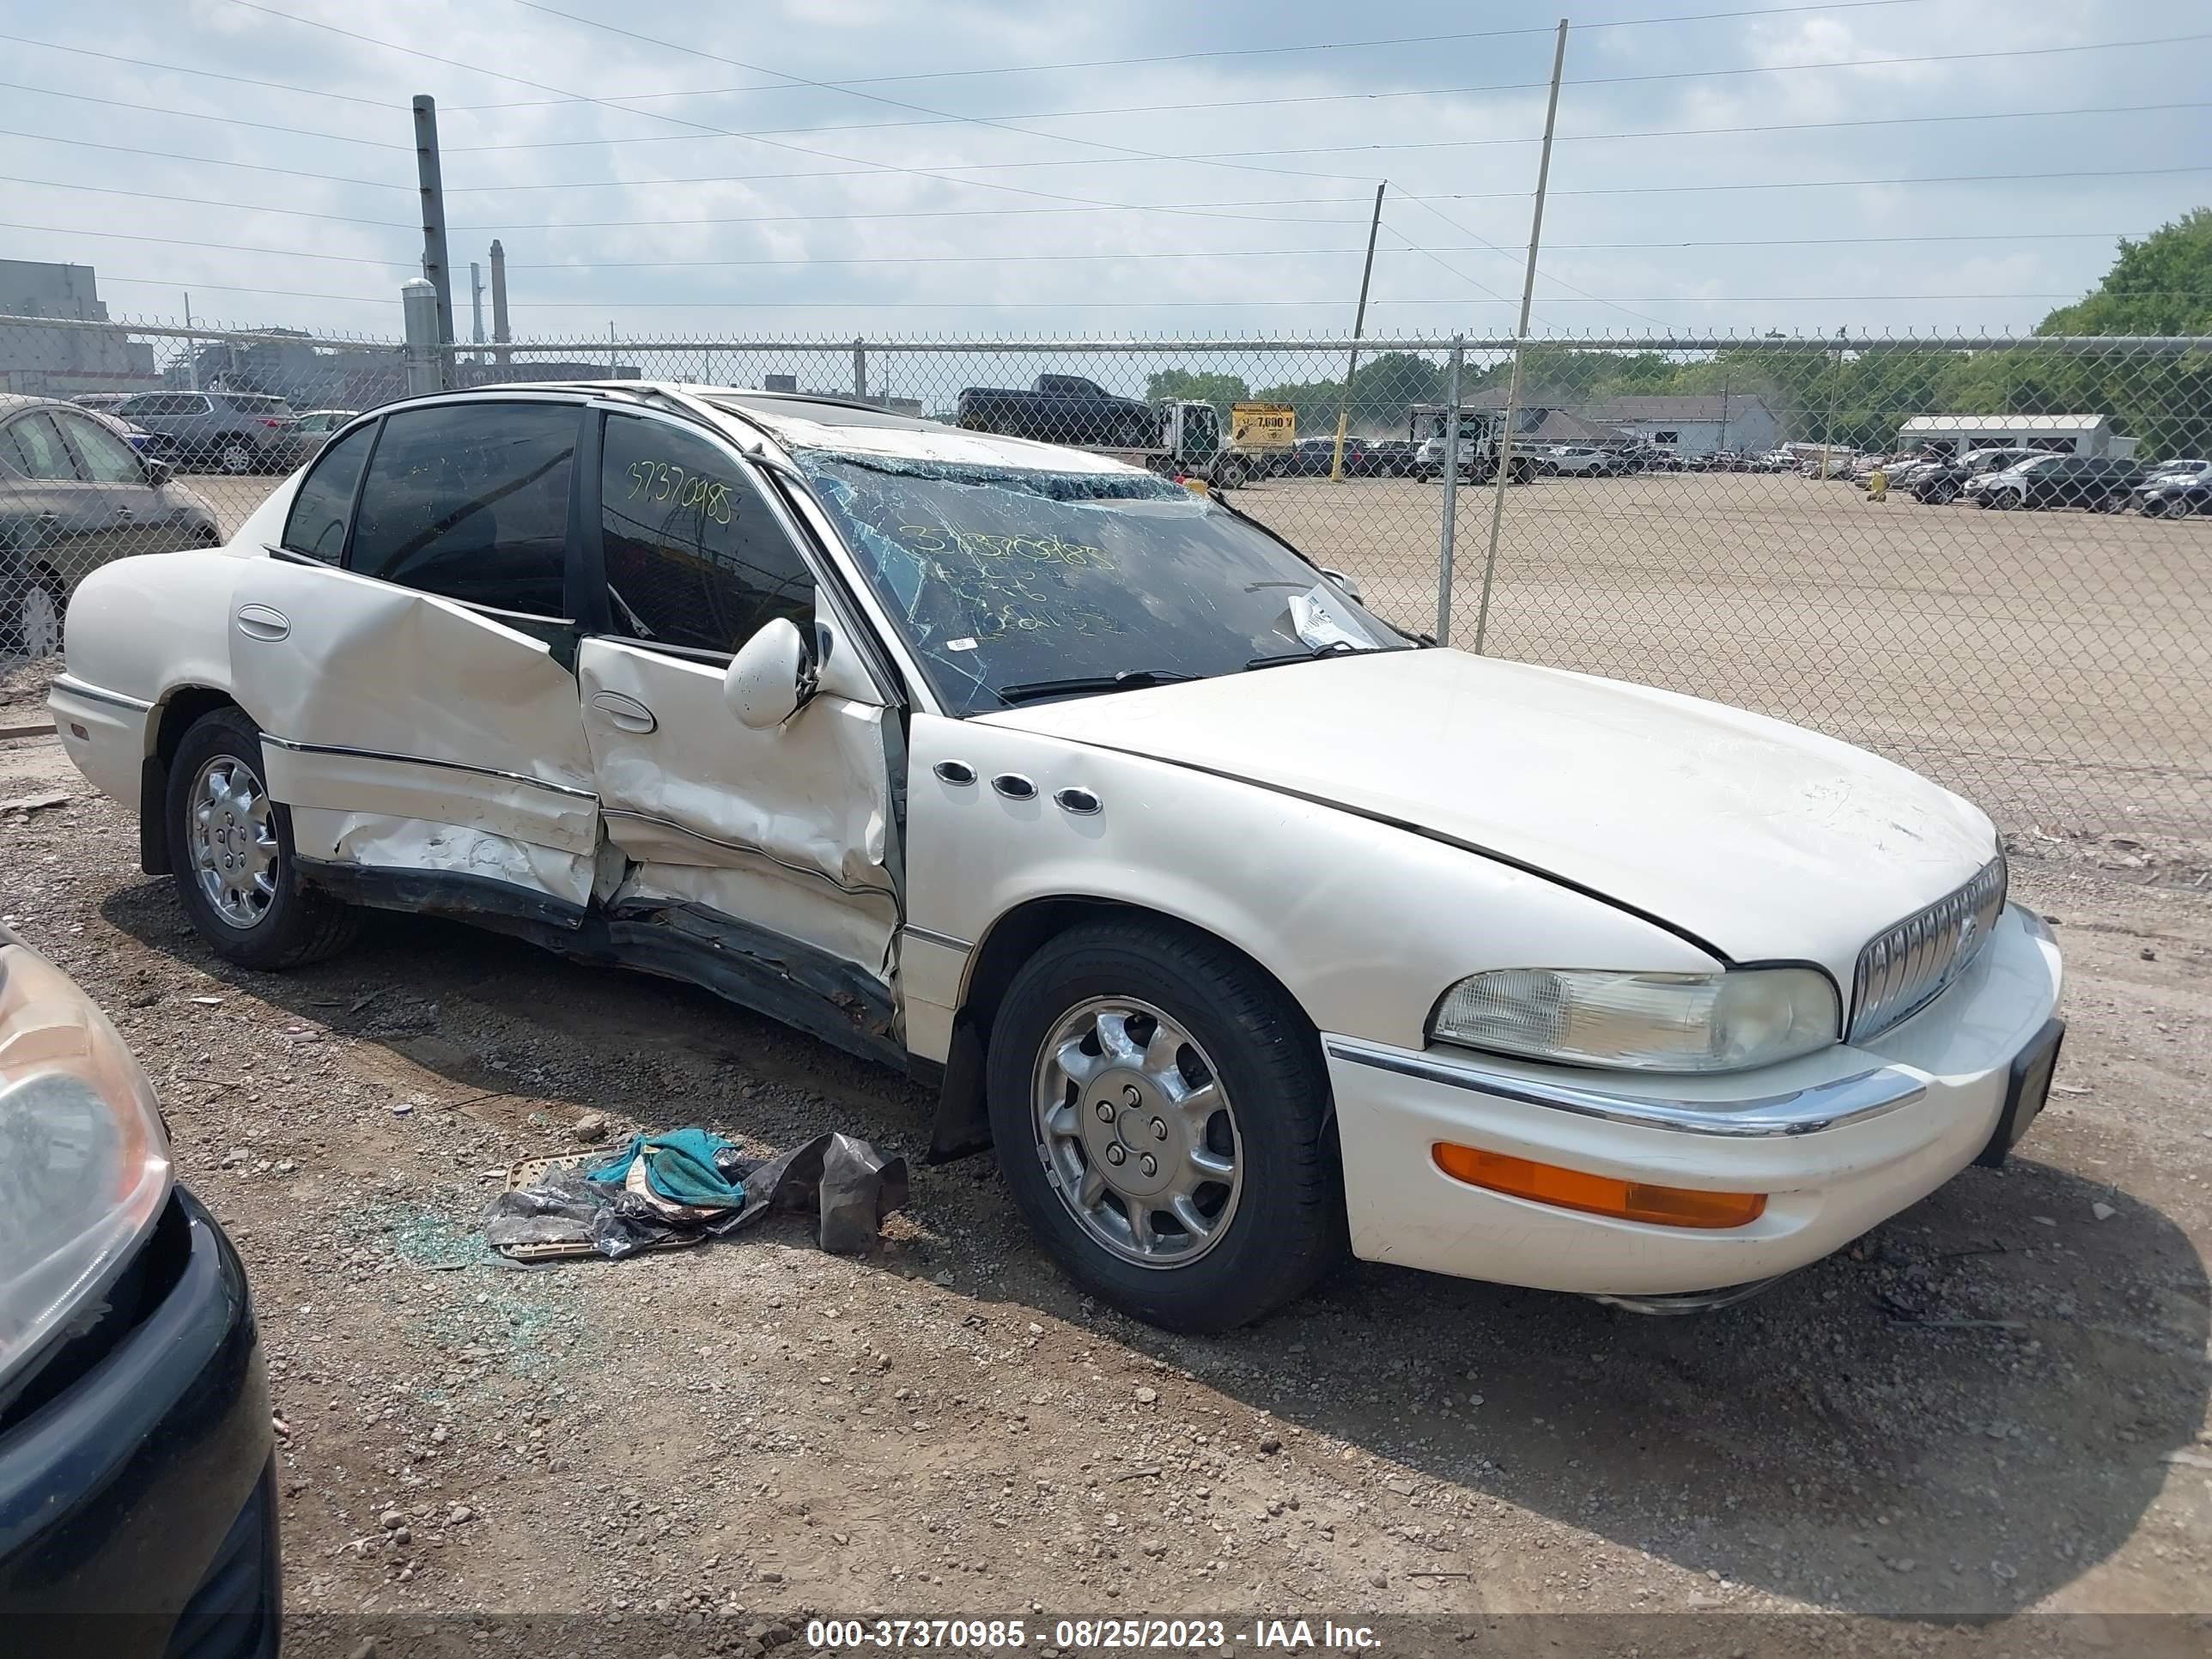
[979,649,1997,982]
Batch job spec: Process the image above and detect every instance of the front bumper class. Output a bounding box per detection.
[1327,902,2063,1297]
[0,1188,278,1659]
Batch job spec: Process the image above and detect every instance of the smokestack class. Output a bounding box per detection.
[489,239,511,368]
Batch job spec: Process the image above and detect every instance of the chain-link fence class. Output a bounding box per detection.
[6,312,2208,842]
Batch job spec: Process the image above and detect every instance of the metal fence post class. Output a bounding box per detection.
[412,95,455,362]
[401,278,441,398]
[853,338,868,401]
[1436,336,1465,643]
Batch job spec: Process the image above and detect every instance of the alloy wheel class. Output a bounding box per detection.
[189,754,280,928]
[1031,997,1243,1268]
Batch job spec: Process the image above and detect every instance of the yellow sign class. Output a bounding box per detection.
[1231,402,1296,450]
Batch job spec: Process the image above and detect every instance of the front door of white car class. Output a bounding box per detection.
[574,409,901,994]
[234,401,602,909]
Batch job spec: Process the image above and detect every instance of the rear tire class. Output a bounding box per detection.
[167,707,358,970]
[987,919,1345,1332]
[217,437,255,476]
[9,572,63,659]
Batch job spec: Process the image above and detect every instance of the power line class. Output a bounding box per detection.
[1133,99,2212,167]
[453,198,1378,231]
[0,175,415,228]
[0,33,398,109]
[0,82,404,149]
[431,31,2212,151]
[222,0,1379,227]
[0,221,412,264]
[88,276,2179,311]
[1500,163,2212,199]
[444,1,1954,107]
[0,128,410,190]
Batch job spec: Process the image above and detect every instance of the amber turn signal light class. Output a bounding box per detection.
[1431,1143,1767,1230]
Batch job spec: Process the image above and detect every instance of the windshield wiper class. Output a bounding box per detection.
[994,669,1200,705]
[1243,642,1394,671]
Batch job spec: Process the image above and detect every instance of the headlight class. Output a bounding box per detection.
[1429,966,1840,1073]
[0,926,173,1390]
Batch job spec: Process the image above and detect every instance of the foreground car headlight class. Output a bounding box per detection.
[1429,966,1839,1073]
[0,925,173,1389]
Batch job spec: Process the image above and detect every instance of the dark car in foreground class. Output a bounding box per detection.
[0,922,277,1658]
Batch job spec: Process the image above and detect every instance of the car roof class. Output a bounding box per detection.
[444,379,1150,477]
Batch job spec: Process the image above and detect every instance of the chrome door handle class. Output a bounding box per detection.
[590,690,658,734]
[234,604,290,641]
[112,507,134,521]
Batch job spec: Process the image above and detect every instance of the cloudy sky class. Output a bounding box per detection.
[3,0,2207,349]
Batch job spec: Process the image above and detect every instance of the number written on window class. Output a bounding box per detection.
[599,414,812,654]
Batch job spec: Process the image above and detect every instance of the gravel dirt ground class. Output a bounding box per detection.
[1,720,2208,1643]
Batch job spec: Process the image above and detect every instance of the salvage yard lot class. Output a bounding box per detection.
[175,466,2212,845]
[1,721,2209,1628]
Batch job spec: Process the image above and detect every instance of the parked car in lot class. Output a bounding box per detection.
[0,921,279,1656]
[1967,453,2142,512]
[1276,434,1377,476]
[51,382,2064,1332]
[1908,447,2042,504]
[111,392,300,476]
[1540,445,1626,477]
[2134,461,2211,519]
[1362,438,1424,477]
[275,409,358,465]
[2,393,222,658]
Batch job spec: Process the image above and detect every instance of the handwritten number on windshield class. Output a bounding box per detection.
[628,458,733,526]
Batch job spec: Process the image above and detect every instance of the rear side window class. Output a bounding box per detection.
[598,412,813,654]
[281,422,375,562]
[223,394,294,418]
[52,411,145,485]
[349,403,578,614]
[3,413,78,481]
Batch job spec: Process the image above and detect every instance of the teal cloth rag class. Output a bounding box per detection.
[587,1127,745,1209]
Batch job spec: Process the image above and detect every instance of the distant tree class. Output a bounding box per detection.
[2039,210,2212,337]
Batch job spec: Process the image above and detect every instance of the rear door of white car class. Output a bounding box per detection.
[231,398,602,915]
[570,404,902,1047]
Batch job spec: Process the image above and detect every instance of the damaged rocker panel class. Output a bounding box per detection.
[292,863,905,1069]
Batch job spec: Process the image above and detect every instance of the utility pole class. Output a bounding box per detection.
[1824,325,1847,476]
[1474,19,1568,655]
[489,239,512,370]
[412,95,455,365]
[182,290,198,392]
[1329,181,1387,483]
[1437,336,1465,642]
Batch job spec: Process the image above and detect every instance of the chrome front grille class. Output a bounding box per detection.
[1850,854,2008,1041]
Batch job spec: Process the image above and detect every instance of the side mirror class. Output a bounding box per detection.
[144,457,173,489]
[724,616,816,729]
[1319,566,1364,604]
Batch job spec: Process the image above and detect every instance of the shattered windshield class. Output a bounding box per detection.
[794,452,1409,714]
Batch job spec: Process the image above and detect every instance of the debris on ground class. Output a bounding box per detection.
[485,1128,907,1261]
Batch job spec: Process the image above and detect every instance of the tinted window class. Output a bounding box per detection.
[222,394,294,418]
[349,403,577,613]
[53,412,144,485]
[4,413,77,481]
[281,422,375,562]
[599,413,813,654]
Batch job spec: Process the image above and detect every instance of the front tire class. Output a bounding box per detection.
[217,436,255,476]
[167,707,357,969]
[987,920,1345,1332]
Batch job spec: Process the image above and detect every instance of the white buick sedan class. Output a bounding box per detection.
[51,384,2064,1331]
